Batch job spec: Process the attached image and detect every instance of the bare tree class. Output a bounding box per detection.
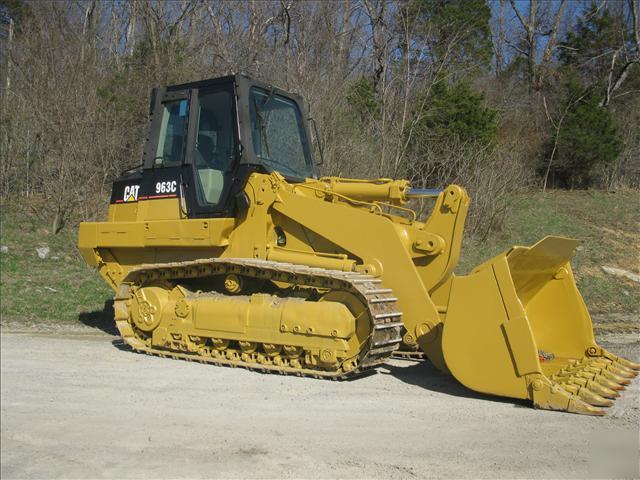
[1,0,637,236]
[600,0,640,106]
[508,0,568,91]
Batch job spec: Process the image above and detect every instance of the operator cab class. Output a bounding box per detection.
[111,74,315,218]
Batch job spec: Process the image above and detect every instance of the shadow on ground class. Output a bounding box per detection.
[78,303,528,408]
[78,300,118,336]
[381,359,529,409]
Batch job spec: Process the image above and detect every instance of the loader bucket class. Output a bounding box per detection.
[441,236,639,415]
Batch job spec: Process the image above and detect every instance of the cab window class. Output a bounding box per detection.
[249,88,313,179]
[191,89,236,206]
[155,99,188,167]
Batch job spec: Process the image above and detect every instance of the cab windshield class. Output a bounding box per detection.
[249,87,313,179]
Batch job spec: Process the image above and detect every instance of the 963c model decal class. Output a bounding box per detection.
[155,181,177,194]
[138,181,178,200]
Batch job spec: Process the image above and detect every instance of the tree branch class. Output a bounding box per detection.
[601,60,640,106]
[508,0,529,32]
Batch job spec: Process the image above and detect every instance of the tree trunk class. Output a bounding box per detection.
[125,1,138,56]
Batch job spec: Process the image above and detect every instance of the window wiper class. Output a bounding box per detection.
[262,85,276,108]
[253,98,272,158]
[256,86,276,125]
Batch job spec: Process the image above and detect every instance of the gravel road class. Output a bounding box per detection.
[1,327,639,479]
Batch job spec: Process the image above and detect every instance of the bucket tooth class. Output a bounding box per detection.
[565,366,590,377]
[616,357,640,371]
[562,375,619,399]
[597,369,631,385]
[593,374,625,391]
[568,368,626,391]
[558,382,578,394]
[598,355,640,374]
[583,365,631,384]
[610,364,637,379]
[582,393,613,407]
[530,376,606,415]
[567,397,606,416]
[553,372,581,384]
[560,383,614,407]
[594,359,636,376]
[592,357,615,367]
[554,375,614,399]
[582,391,614,407]
[573,370,599,382]
[586,380,619,399]
[591,360,636,379]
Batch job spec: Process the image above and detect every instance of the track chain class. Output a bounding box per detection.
[393,350,426,361]
[113,258,403,379]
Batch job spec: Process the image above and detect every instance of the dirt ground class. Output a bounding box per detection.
[1,325,639,479]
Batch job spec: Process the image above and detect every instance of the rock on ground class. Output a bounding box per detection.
[601,265,640,283]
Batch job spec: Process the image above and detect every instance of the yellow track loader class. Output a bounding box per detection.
[78,74,638,415]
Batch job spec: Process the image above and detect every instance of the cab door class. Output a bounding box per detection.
[140,80,243,220]
[180,81,243,218]
[139,88,192,220]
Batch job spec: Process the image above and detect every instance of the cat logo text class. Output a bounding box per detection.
[123,185,140,203]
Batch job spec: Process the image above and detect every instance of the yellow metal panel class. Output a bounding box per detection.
[108,203,138,222]
[507,236,581,305]
[86,219,234,248]
[442,267,529,399]
[271,188,442,348]
[193,296,249,334]
[96,223,146,247]
[524,264,595,359]
[77,222,99,266]
[144,219,234,247]
[136,198,182,221]
[492,258,541,377]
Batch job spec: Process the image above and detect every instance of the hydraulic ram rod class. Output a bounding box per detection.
[405,188,443,198]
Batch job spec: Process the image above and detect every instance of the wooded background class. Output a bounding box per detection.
[1,0,638,236]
